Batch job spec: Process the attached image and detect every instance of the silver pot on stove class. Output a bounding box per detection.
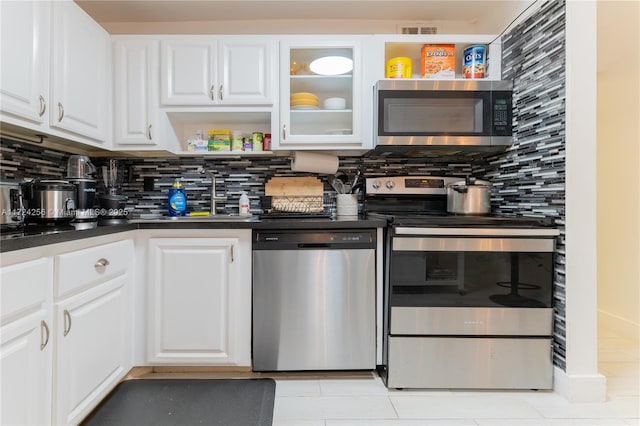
[447,178,491,215]
[21,179,76,224]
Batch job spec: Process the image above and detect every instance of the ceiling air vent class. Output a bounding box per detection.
[399,25,438,35]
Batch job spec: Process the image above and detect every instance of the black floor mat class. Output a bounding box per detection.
[81,379,276,426]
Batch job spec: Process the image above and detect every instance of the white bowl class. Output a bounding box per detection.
[323,97,346,110]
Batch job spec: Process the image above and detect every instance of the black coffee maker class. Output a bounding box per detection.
[66,155,97,229]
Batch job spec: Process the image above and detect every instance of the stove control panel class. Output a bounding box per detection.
[366,176,459,195]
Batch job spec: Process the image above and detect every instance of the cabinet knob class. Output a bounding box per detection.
[95,258,110,273]
[39,95,46,117]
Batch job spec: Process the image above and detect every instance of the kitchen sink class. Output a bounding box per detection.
[160,214,255,222]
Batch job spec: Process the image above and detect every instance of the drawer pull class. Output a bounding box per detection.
[40,320,50,350]
[63,310,72,337]
[95,258,110,272]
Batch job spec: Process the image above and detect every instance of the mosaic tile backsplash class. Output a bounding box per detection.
[497,0,567,369]
[0,0,567,371]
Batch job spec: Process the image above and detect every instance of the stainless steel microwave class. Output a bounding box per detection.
[372,80,513,155]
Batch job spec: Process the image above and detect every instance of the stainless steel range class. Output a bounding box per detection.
[364,176,559,390]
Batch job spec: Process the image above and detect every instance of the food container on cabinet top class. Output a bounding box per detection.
[421,44,456,79]
[386,57,412,78]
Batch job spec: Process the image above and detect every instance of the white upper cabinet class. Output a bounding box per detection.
[0,0,50,125]
[112,38,161,149]
[50,0,111,144]
[160,37,275,106]
[276,36,365,150]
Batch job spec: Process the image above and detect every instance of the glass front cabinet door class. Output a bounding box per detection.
[277,37,364,150]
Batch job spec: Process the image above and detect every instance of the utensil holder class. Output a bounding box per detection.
[336,194,358,217]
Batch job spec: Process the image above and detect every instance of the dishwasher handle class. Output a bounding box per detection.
[298,243,331,249]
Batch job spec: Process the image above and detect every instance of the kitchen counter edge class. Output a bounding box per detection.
[0,218,387,253]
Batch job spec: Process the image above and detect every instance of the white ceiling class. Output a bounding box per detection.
[74,0,536,34]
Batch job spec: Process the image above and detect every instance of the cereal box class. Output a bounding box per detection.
[421,44,456,79]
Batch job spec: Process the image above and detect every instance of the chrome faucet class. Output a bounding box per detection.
[199,169,227,215]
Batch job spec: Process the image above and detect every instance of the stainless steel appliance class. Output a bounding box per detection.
[252,229,376,371]
[0,179,24,229]
[67,155,97,229]
[21,179,76,225]
[364,175,559,390]
[370,80,513,156]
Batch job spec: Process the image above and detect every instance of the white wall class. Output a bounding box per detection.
[596,0,640,341]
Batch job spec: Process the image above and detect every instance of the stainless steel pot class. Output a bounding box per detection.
[447,179,491,215]
[0,179,24,227]
[21,179,76,224]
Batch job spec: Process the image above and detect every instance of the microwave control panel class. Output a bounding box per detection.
[492,92,513,136]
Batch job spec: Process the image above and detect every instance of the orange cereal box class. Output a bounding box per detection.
[421,44,456,79]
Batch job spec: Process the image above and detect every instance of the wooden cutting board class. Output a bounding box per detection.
[264,177,323,196]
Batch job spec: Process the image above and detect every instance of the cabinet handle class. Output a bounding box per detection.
[209,84,215,101]
[57,102,64,122]
[282,125,286,140]
[230,245,234,263]
[219,85,223,101]
[147,124,152,140]
[63,310,72,337]
[38,95,46,117]
[95,258,110,273]
[40,320,50,350]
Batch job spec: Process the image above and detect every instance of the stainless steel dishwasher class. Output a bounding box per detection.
[252,228,376,371]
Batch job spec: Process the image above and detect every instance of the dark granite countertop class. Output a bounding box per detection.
[0,216,387,253]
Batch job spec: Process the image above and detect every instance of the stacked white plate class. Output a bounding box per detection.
[323,97,346,110]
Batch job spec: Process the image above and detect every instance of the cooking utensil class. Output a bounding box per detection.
[328,176,345,194]
[447,178,491,215]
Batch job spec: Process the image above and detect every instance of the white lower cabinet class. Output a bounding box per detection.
[0,258,53,426]
[146,231,251,366]
[53,239,134,426]
[1,235,134,426]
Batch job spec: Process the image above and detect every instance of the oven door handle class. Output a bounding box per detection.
[392,237,555,252]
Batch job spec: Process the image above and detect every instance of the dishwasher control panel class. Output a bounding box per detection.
[253,229,376,250]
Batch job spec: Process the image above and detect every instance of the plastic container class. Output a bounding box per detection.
[168,178,187,216]
[463,45,486,79]
[386,57,412,79]
[239,192,251,216]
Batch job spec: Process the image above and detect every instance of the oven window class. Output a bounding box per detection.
[390,251,553,308]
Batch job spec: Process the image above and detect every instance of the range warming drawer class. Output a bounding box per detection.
[390,307,553,336]
[387,336,553,389]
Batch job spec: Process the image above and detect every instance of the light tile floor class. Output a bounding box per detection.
[272,328,640,426]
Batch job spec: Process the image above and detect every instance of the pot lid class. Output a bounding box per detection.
[449,179,491,188]
[31,179,76,190]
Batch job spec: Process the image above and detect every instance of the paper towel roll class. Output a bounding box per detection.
[290,151,339,174]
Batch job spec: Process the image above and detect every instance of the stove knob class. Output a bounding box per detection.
[371,180,381,189]
[385,181,395,189]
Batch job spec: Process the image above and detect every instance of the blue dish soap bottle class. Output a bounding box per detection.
[168,178,187,216]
